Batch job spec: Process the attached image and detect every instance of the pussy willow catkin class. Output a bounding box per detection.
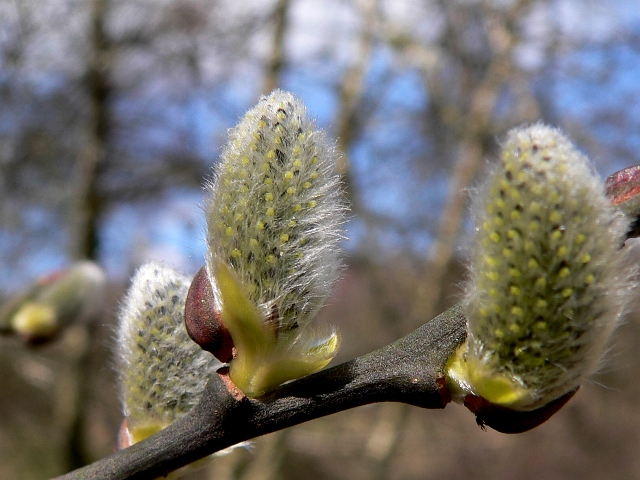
[204,90,346,397]
[448,124,631,411]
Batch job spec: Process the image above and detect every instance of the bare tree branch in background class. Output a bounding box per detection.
[71,0,110,262]
[60,0,113,470]
[410,0,538,324]
[263,0,290,94]
[353,2,541,477]
[334,0,378,178]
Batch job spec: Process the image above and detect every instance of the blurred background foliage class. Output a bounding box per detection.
[1,0,640,478]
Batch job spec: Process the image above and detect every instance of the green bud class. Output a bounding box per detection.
[1,261,106,342]
[447,124,632,411]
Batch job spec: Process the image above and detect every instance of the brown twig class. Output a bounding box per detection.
[263,0,290,94]
[55,303,577,480]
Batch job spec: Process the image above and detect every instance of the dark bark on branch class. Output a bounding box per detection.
[55,304,574,480]
[56,304,465,480]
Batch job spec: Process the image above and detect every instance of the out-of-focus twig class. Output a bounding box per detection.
[334,0,378,185]
[71,0,110,261]
[263,0,290,94]
[410,0,536,324]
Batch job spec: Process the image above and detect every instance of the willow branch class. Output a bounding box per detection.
[56,302,581,480]
[58,305,465,479]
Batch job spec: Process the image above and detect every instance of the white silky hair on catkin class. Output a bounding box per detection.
[463,123,633,410]
[117,262,221,427]
[205,89,347,341]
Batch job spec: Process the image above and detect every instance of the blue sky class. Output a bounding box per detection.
[2,0,640,289]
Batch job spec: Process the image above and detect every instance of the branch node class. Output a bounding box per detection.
[218,369,246,401]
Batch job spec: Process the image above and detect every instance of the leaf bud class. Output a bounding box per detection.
[184,265,234,363]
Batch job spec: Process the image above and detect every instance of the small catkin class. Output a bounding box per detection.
[3,261,106,341]
[117,262,220,442]
[452,123,632,411]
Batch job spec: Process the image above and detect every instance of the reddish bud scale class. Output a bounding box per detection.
[37,269,67,286]
[116,419,133,451]
[606,165,640,206]
[606,165,640,239]
[463,388,578,434]
[185,266,234,363]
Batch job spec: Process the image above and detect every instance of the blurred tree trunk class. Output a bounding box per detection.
[63,0,112,472]
[410,0,533,321]
[263,0,290,95]
[334,0,377,189]
[70,0,111,262]
[363,2,541,479]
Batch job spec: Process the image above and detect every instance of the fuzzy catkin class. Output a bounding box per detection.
[205,89,345,339]
[462,123,631,410]
[3,261,106,341]
[117,263,220,433]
